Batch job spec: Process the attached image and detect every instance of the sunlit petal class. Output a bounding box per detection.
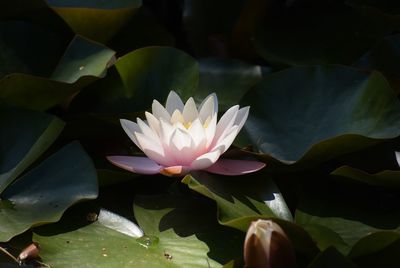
[145,111,161,134]
[182,97,199,122]
[152,100,171,121]
[190,148,222,170]
[166,90,184,114]
[120,119,141,148]
[198,93,217,123]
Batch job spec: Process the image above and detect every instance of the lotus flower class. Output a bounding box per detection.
[107,91,265,176]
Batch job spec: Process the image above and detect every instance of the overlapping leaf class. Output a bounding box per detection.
[0,35,115,110]
[71,46,198,113]
[239,65,400,165]
[46,0,142,43]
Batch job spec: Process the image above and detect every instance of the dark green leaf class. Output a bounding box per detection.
[0,36,115,110]
[308,247,358,268]
[240,65,400,165]
[0,142,98,242]
[71,46,199,113]
[0,106,64,193]
[348,231,400,259]
[47,0,142,43]
[296,182,400,255]
[331,165,400,189]
[196,58,266,110]
[34,193,242,267]
[51,35,115,83]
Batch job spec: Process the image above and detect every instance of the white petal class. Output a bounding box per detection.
[171,128,192,150]
[120,119,141,148]
[198,93,217,123]
[182,97,199,122]
[396,151,400,167]
[170,109,185,124]
[205,114,217,148]
[137,118,159,142]
[190,149,222,170]
[188,118,207,148]
[166,90,184,114]
[135,132,171,166]
[212,105,239,147]
[159,119,175,146]
[235,106,250,132]
[145,111,160,134]
[170,128,197,165]
[152,100,171,121]
[211,125,239,154]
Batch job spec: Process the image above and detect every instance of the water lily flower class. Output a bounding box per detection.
[107,91,265,176]
[244,219,296,268]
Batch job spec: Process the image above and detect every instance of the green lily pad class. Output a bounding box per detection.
[51,35,115,83]
[348,231,400,259]
[46,0,142,43]
[0,142,98,242]
[331,165,400,189]
[308,247,358,268]
[240,65,400,165]
[182,172,292,228]
[71,46,199,113]
[0,35,115,110]
[295,180,400,255]
[34,193,243,267]
[349,232,400,268]
[181,173,319,259]
[195,58,266,110]
[0,106,64,193]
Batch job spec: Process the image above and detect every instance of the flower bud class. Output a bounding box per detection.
[244,219,296,268]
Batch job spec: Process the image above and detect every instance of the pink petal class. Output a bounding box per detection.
[107,156,162,175]
[205,159,266,176]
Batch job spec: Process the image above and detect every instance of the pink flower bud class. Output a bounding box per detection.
[244,219,296,268]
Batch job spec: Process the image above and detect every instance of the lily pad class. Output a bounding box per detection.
[181,173,319,259]
[308,247,358,268]
[0,106,64,193]
[348,231,400,259]
[349,232,400,268]
[46,0,142,43]
[71,46,199,113]
[0,35,115,110]
[182,172,292,228]
[295,180,400,255]
[195,58,266,110]
[51,35,116,83]
[34,193,243,267]
[331,165,400,189]
[240,65,400,165]
[0,142,98,242]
